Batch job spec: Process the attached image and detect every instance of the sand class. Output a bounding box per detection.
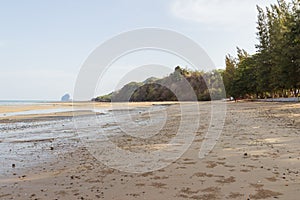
[0,102,176,122]
[0,101,299,199]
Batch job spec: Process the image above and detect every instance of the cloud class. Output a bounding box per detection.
[171,0,259,25]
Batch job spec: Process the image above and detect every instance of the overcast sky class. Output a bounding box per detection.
[0,0,277,100]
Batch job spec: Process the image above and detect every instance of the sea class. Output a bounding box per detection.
[0,100,73,117]
[0,100,58,106]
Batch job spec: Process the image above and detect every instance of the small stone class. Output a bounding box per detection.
[244,153,248,156]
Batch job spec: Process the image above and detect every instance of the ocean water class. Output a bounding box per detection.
[0,100,57,106]
[0,108,77,117]
[0,100,72,117]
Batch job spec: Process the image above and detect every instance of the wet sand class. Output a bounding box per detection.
[0,102,176,122]
[0,101,299,199]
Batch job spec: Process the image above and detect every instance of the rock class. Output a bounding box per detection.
[61,93,70,102]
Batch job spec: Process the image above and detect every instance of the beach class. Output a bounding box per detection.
[0,101,299,199]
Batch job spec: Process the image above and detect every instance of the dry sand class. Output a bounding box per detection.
[0,101,299,199]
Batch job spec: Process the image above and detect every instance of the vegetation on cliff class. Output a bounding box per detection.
[94,66,225,102]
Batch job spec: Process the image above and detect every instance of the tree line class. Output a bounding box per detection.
[222,0,300,99]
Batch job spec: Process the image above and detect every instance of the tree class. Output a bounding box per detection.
[256,6,273,97]
[222,54,236,97]
[225,1,300,99]
[282,0,300,96]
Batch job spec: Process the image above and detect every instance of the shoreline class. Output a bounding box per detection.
[0,101,178,123]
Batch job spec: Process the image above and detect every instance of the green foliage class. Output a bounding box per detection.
[94,66,226,102]
[130,83,177,101]
[111,82,143,101]
[222,54,237,97]
[223,0,300,98]
[94,93,113,102]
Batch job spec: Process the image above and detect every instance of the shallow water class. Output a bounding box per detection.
[0,108,75,117]
[0,105,167,176]
[0,100,56,106]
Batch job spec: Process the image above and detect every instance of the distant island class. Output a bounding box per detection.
[61,93,71,102]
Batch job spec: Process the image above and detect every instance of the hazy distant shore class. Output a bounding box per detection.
[0,101,299,199]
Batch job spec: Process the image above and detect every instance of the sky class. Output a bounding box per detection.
[0,0,277,100]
